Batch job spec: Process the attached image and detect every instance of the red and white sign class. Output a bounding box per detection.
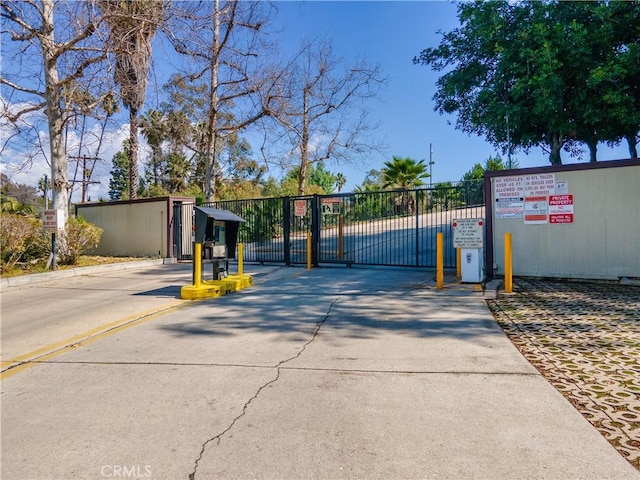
[494,176,525,199]
[524,196,548,224]
[42,209,59,232]
[549,194,574,224]
[294,200,306,217]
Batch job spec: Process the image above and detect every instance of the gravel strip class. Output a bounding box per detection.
[487,278,640,470]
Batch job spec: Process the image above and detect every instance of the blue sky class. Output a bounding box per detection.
[1,0,631,200]
[265,0,630,191]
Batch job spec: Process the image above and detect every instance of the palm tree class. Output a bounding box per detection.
[335,173,347,192]
[381,156,430,189]
[381,156,429,215]
[140,109,167,189]
[101,0,164,199]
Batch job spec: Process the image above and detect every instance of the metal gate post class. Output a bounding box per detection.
[311,194,320,267]
[415,191,420,266]
[283,197,291,266]
[173,203,182,260]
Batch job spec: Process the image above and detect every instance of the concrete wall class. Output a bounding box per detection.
[486,160,640,280]
[76,197,194,258]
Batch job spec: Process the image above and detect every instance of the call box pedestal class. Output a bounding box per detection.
[453,218,485,283]
[461,248,485,283]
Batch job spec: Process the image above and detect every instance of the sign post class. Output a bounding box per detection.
[42,209,59,270]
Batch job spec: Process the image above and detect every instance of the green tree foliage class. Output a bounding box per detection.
[109,145,130,201]
[280,162,339,196]
[355,169,383,192]
[140,109,168,189]
[459,155,514,206]
[430,182,462,211]
[379,156,429,215]
[414,0,640,164]
[461,155,520,182]
[381,156,430,189]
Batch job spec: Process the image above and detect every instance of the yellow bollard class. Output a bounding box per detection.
[436,232,444,290]
[238,242,243,276]
[456,248,461,278]
[194,243,202,288]
[307,232,312,270]
[505,232,513,293]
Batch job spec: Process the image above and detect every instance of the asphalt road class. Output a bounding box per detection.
[1,262,637,480]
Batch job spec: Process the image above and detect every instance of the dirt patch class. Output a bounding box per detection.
[1,256,154,278]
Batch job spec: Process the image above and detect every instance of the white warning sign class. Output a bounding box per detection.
[452,218,484,248]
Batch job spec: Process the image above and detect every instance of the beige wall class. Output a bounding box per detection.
[76,197,194,257]
[490,162,640,280]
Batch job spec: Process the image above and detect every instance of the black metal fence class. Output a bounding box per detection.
[173,181,484,268]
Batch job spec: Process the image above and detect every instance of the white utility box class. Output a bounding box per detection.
[452,218,486,283]
[461,247,485,283]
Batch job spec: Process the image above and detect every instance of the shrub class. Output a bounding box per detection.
[23,227,52,262]
[57,216,103,265]
[0,214,39,268]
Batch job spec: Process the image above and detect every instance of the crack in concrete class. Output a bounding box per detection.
[188,297,339,480]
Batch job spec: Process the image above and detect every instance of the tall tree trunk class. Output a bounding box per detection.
[204,0,221,203]
[548,132,563,165]
[297,87,310,196]
[586,139,597,162]
[625,132,638,159]
[42,0,69,230]
[128,108,139,199]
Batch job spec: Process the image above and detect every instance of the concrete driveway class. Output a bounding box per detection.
[1,264,637,480]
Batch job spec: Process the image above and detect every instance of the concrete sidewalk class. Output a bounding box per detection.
[1,265,638,480]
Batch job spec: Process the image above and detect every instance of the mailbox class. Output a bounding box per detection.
[194,206,245,278]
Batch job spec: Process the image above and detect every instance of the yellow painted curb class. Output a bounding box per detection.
[180,274,253,300]
[1,301,186,380]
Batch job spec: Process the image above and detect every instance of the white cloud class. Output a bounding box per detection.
[1,92,155,201]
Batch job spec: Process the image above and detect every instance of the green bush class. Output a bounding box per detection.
[0,214,39,268]
[57,216,103,265]
[22,227,52,262]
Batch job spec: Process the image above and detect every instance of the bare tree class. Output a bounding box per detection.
[1,0,107,230]
[165,0,283,202]
[269,40,385,196]
[100,0,164,200]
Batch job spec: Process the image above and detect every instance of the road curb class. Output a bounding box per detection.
[483,278,503,299]
[0,259,165,290]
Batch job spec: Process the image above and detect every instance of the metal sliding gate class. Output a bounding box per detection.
[173,182,484,268]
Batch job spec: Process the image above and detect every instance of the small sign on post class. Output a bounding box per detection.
[42,209,59,270]
[42,209,58,232]
[453,218,485,283]
[321,197,341,215]
[294,200,307,217]
[452,218,484,249]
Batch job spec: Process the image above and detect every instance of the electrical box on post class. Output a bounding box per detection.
[452,218,485,283]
